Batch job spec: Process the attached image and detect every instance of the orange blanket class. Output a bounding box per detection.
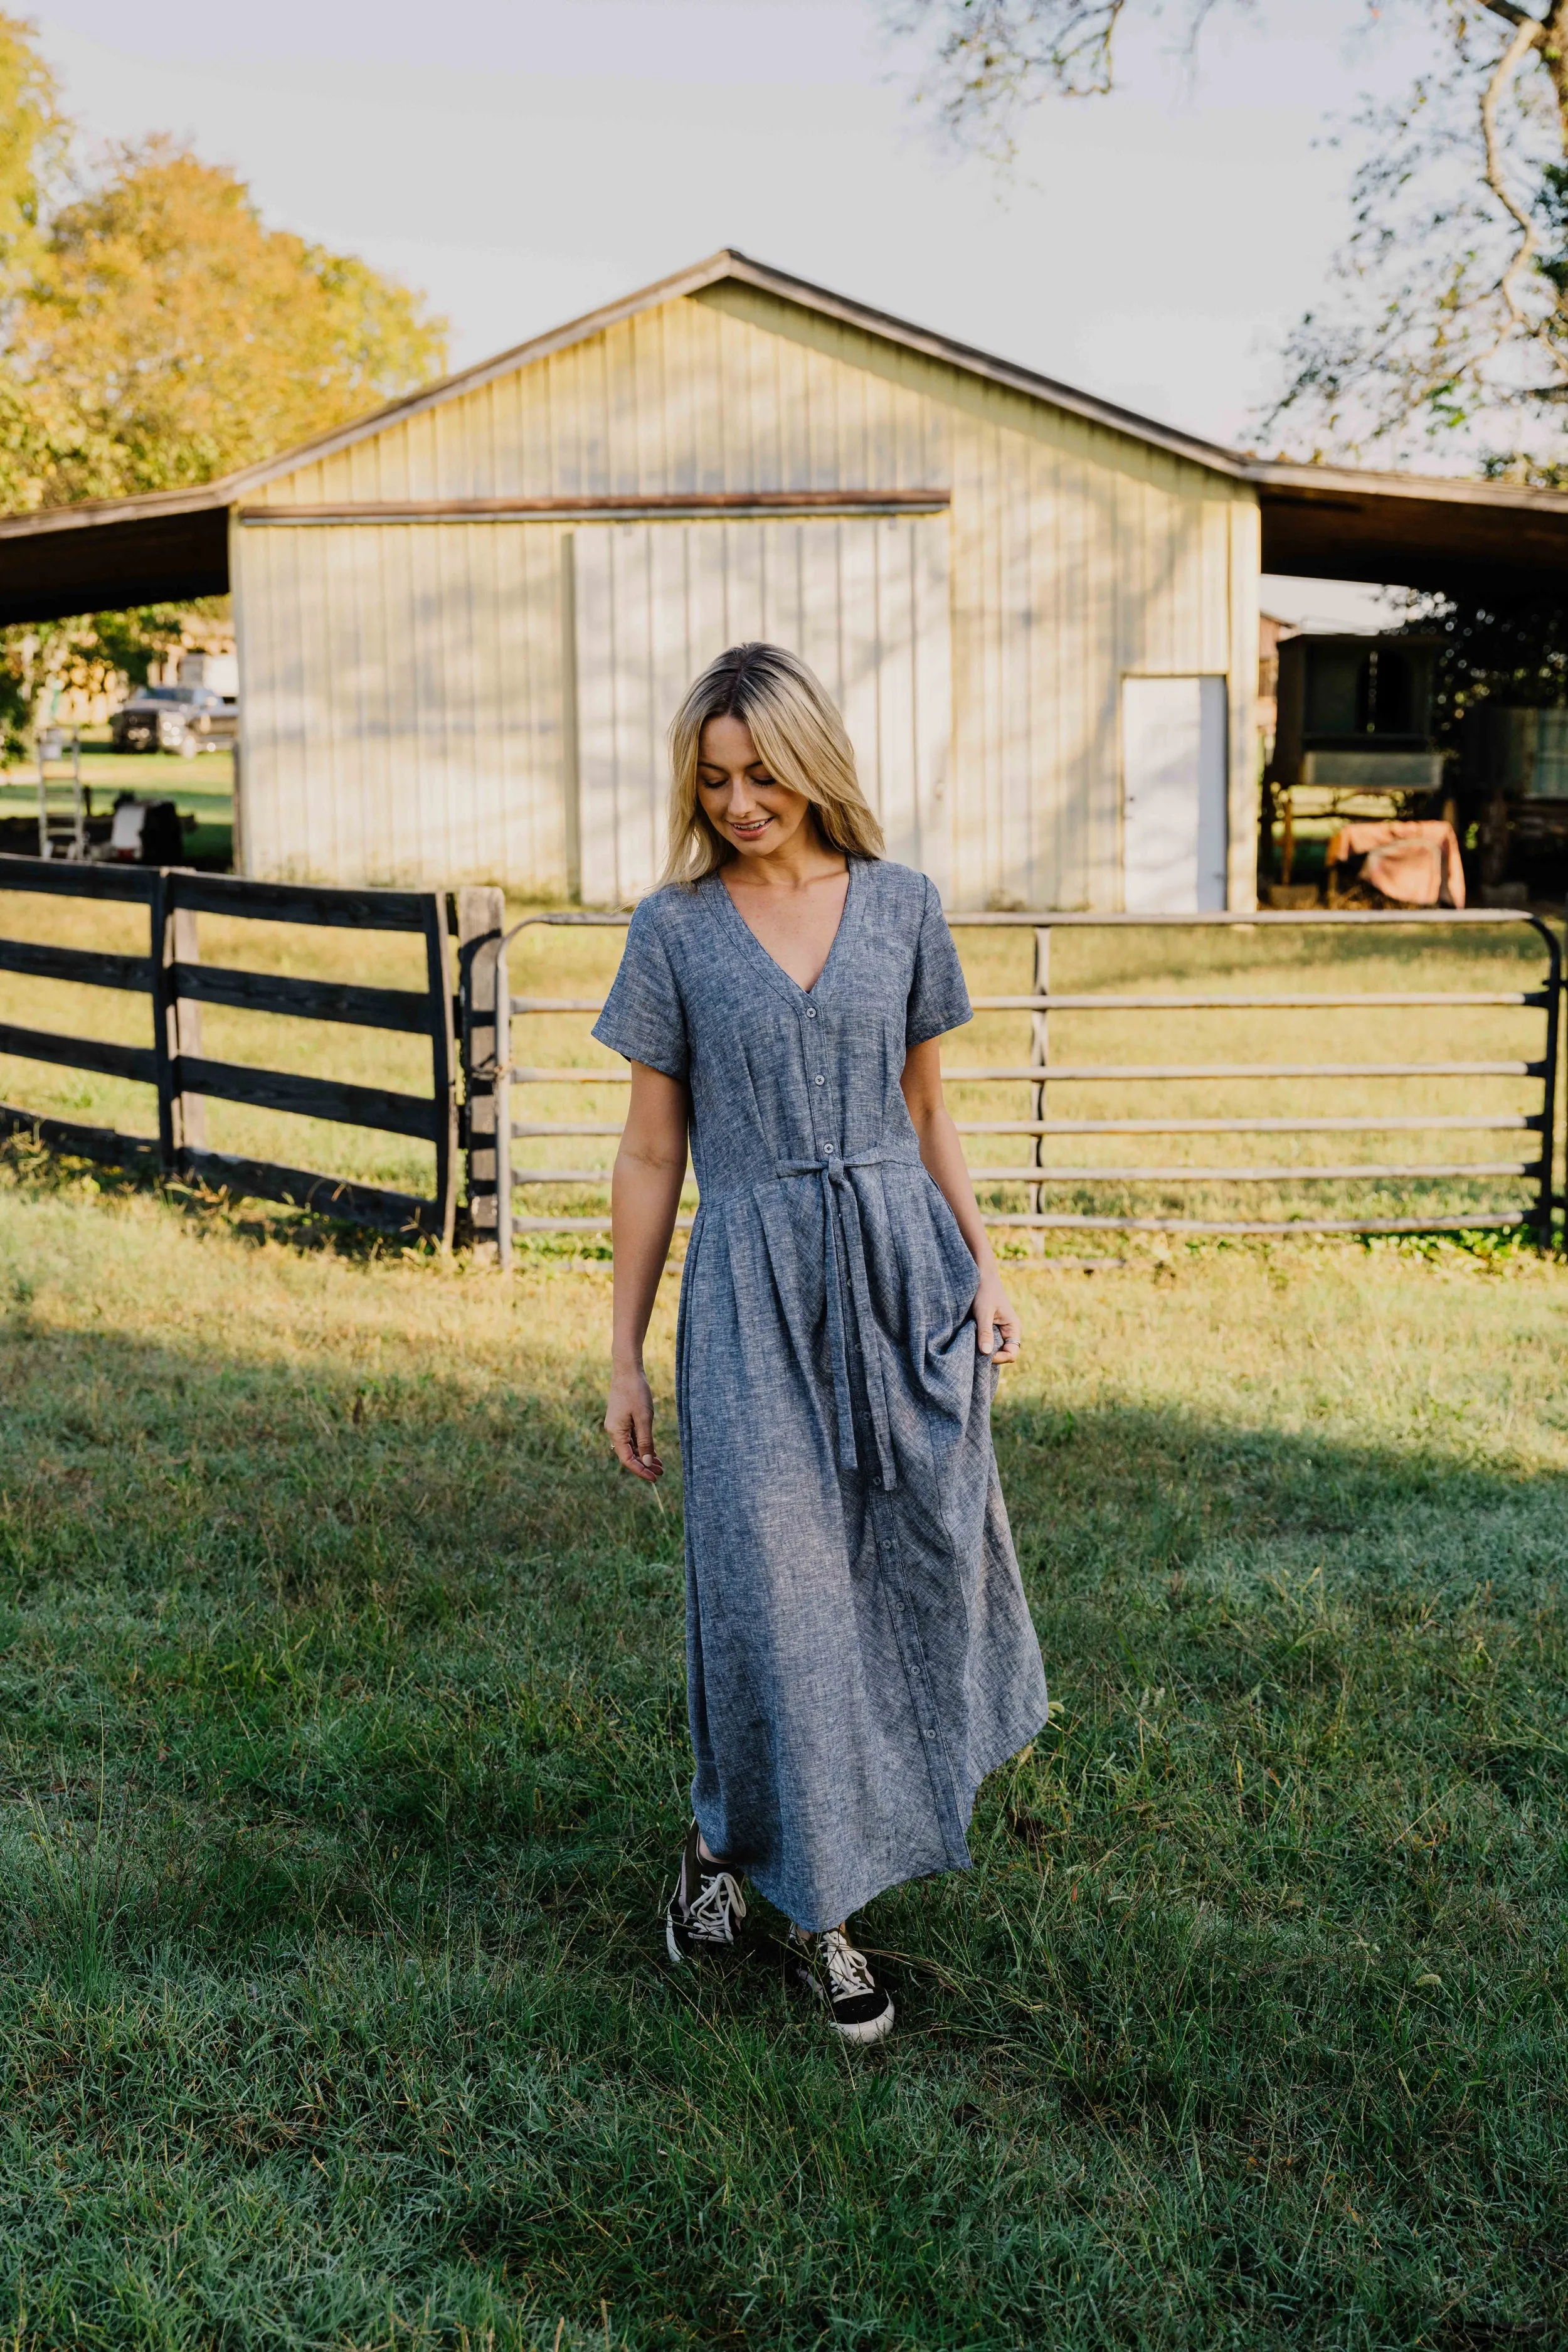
[1325,819,1466,908]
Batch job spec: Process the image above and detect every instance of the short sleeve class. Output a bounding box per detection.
[905,878,972,1048]
[591,900,689,1081]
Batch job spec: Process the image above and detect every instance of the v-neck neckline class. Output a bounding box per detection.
[715,858,859,1008]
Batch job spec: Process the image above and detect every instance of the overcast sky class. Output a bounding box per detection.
[36,0,1429,626]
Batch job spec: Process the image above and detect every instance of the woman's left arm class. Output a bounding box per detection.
[900,1036,1020,1365]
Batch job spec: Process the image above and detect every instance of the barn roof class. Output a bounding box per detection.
[1,247,1567,621]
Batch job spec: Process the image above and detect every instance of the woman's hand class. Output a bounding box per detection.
[971,1268,1021,1366]
[605,1063,687,1486]
[605,1361,664,1481]
[901,1039,1020,1371]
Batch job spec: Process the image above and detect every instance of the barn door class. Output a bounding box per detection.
[1121,675,1229,913]
[571,515,952,906]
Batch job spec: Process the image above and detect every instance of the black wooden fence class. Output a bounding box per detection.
[0,856,458,1242]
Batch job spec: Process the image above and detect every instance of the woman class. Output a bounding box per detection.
[597,642,1047,2046]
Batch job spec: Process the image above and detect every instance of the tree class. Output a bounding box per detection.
[0,10,63,297]
[8,137,447,505]
[886,0,1243,156]
[0,21,447,754]
[888,2,1568,471]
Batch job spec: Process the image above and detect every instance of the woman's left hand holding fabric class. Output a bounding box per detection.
[899,1036,1022,1366]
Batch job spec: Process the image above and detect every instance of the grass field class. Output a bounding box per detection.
[1,739,234,868]
[3,1142,1567,2348]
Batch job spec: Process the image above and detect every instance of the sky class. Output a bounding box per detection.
[34,0,1432,627]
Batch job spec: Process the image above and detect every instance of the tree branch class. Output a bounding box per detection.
[1475,2,1546,32]
[1478,5,1568,378]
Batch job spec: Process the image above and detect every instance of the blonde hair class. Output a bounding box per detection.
[660,641,885,888]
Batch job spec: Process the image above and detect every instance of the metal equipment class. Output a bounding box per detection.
[1263,636,1451,899]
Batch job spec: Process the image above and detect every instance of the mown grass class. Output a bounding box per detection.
[3,1141,1567,2348]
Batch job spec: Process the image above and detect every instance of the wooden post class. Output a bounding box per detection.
[147,870,178,1171]
[1281,788,1296,890]
[71,730,85,860]
[457,885,508,1267]
[169,902,206,1149]
[149,879,207,1163]
[423,895,459,1253]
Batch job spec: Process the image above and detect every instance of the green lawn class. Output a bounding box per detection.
[2,1147,1566,2348]
[1,740,234,867]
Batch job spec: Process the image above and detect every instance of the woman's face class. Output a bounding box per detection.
[696,714,815,863]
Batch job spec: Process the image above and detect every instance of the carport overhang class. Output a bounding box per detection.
[0,452,1565,623]
[1251,459,1568,592]
[0,485,232,624]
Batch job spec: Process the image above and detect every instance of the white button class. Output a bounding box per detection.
[814,1075,825,1085]
[806,1008,817,1019]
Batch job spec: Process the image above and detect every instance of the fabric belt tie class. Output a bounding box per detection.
[775,1151,916,1493]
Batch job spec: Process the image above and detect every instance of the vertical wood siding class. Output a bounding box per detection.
[236,521,572,888]
[241,286,1258,906]
[573,516,951,905]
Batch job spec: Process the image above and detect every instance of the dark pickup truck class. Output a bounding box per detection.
[110,683,237,757]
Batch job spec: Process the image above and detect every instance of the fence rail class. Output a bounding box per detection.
[0,854,458,1241]
[492,905,1563,1264]
[4,877,1562,1258]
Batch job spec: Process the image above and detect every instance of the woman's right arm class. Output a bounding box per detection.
[604,1061,690,1483]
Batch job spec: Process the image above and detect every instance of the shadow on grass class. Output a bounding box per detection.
[1,1131,445,1264]
[3,1313,1565,1925]
[4,1321,1568,2347]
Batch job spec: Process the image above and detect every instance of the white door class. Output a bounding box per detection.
[572,514,952,906]
[1121,675,1229,913]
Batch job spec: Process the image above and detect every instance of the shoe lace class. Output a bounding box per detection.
[687,1867,746,1939]
[819,1929,875,1997]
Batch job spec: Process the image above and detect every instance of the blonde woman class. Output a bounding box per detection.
[596,642,1047,2045]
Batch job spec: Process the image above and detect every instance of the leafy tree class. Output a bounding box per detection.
[887,0,1239,152]
[0,9,63,296]
[888,2,1568,470]
[0,600,224,766]
[0,21,447,753]
[8,136,447,504]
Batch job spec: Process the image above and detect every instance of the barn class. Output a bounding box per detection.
[5,248,1568,910]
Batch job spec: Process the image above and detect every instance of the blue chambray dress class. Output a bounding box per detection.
[593,856,1048,1931]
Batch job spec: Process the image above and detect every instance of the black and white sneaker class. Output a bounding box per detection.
[786,1927,895,2045]
[664,1820,748,1964]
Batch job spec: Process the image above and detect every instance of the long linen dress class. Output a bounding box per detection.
[593,856,1048,1931]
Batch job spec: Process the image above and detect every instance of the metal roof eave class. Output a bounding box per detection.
[0,476,238,545]
[225,246,1254,498]
[1244,455,1568,519]
[1248,456,1568,585]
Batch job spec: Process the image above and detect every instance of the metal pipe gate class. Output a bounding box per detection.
[488,907,1563,1267]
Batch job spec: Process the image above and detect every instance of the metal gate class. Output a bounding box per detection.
[488,906,1562,1264]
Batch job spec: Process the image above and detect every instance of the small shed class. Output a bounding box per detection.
[6,250,1568,909]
